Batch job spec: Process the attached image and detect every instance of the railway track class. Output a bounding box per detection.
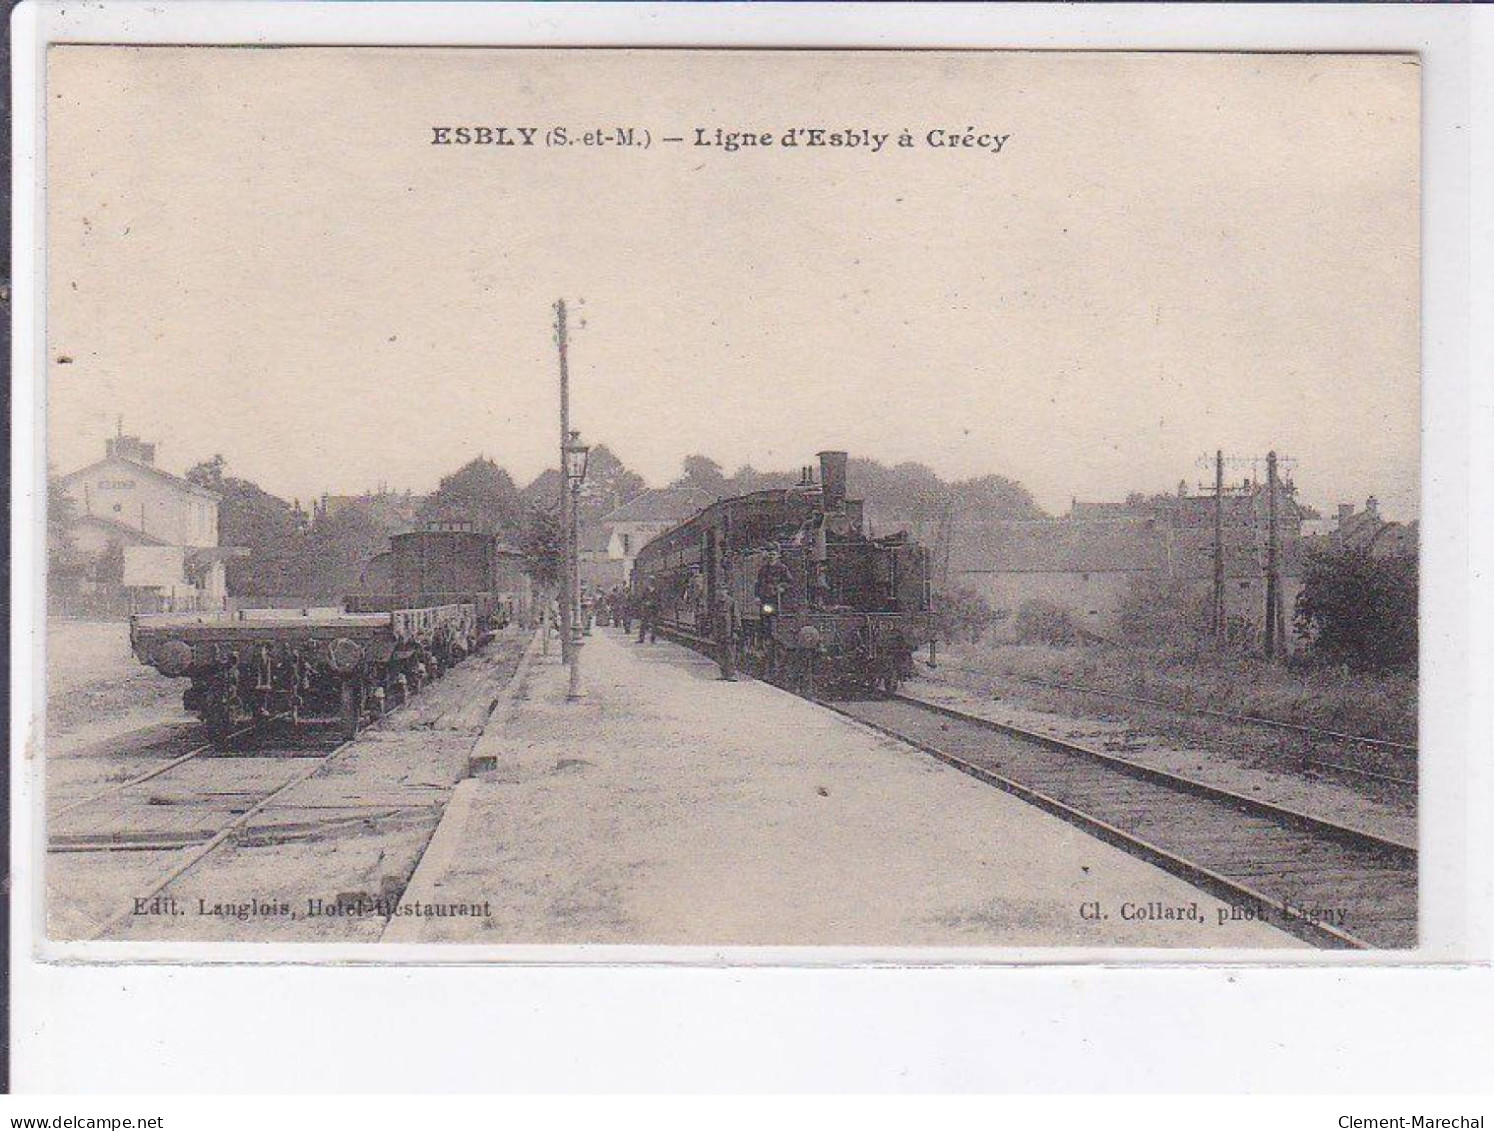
[49,725,263,822]
[54,732,361,941]
[48,722,351,854]
[48,702,394,939]
[926,659,1417,788]
[822,692,1418,950]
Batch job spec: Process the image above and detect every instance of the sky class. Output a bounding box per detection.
[45,48,1420,520]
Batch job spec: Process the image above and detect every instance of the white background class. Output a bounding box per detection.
[9,2,1493,1093]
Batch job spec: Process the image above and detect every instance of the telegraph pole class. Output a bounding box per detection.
[556,299,573,665]
[928,491,955,669]
[1264,450,1279,661]
[1213,449,1226,642]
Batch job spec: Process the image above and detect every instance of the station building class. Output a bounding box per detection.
[59,433,230,613]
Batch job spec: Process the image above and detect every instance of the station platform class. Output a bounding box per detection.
[390,627,1299,948]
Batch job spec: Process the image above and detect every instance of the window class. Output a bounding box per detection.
[621,534,632,555]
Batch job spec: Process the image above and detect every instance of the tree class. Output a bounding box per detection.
[1294,545,1417,672]
[576,444,647,525]
[672,454,729,497]
[47,468,80,582]
[186,454,228,492]
[727,464,799,495]
[521,467,564,509]
[186,455,301,597]
[421,457,524,536]
[286,506,390,601]
[520,504,564,591]
[949,473,1045,523]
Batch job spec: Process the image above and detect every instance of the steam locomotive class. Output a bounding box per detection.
[629,451,933,694]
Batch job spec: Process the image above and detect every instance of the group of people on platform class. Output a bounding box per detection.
[587,582,660,644]
[568,549,795,684]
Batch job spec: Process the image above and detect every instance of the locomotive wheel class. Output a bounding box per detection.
[796,651,817,699]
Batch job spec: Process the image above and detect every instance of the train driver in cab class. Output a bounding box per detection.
[754,547,794,620]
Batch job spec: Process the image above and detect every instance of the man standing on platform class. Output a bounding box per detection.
[713,584,737,681]
[637,581,659,644]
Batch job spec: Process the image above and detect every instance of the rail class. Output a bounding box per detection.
[924,658,1417,784]
[820,691,1417,949]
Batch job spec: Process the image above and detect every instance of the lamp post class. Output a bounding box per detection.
[564,429,591,701]
[555,299,572,665]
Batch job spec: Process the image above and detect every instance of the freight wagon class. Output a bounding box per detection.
[131,521,522,744]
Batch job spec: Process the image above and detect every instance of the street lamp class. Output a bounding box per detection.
[564,430,591,491]
[563,430,591,701]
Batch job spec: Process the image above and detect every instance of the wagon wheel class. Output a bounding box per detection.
[204,701,232,747]
[338,679,365,742]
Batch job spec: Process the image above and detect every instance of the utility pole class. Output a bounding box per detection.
[555,299,573,666]
[928,491,955,668]
[1213,449,1226,643]
[1264,450,1279,661]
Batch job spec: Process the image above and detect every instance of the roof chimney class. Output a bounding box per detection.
[1338,503,1354,522]
[105,434,156,465]
[818,451,848,512]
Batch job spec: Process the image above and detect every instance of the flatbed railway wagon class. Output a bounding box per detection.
[629,451,934,694]
[131,603,477,743]
[131,521,517,744]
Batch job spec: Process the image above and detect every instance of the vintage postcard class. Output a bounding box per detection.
[34,45,1423,954]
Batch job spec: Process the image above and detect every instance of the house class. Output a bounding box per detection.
[580,486,715,586]
[952,480,1307,647]
[952,517,1165,636]
[1325,498,1418,558]
[60,433,230,612]
[313,487,427,533]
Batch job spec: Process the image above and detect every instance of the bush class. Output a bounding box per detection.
[935,586,1003,645]
[1116,575,1212,649]
[1293,546,1417,672]
[1012,598,1082,646]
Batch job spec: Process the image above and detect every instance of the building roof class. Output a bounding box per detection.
[956,516,1310,579]
[600,486,713,525]
[72,513,171,547]
[952,519,1165,574]
[63,455,221,502]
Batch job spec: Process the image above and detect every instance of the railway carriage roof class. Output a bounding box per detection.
[634,485,835,563]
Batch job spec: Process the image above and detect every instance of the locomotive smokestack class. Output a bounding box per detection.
[818,450,848,511]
